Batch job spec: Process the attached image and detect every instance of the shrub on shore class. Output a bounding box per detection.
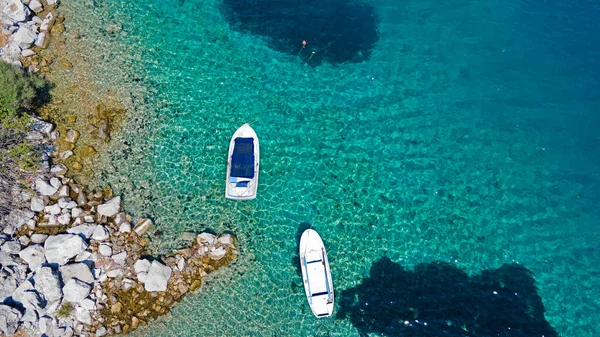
[0,62,47,130]
[0,63,48,219]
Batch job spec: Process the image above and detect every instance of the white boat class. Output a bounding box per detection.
[300,229,334,318]
[225,123,259,200]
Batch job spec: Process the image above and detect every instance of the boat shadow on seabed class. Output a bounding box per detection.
[337,257,559,337]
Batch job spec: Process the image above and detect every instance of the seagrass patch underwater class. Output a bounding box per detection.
[220,0,380,66]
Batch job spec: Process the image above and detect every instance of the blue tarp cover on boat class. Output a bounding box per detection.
[230,137,254,179]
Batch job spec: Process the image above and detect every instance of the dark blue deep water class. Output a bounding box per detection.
[62,0,600,335]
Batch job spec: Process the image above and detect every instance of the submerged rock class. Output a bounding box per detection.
[65,129,80,143]
[133,218,152,236]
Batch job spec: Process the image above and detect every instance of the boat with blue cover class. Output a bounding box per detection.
[300,229,334,318]
[226,123,259,200]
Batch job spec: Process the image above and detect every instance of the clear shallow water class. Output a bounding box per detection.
[58,0,600,335]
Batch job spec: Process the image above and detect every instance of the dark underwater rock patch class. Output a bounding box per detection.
[221,0,380,66]
[337,257,558,337]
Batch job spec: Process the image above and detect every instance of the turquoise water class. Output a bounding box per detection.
[61,0,600,335]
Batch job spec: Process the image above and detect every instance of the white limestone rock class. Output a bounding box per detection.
[133,258,151,274]
[208,246,227,260]
[57,197,71,208]
[21,48,35,57]
[38,315,54,335]
[45,203,61,215]
[13,25,36,48]
[97,196,120,217]
[74,251,91,263]
[217,234,234,246]
[98,243,111,257]
[12,281,44,311]
[0,268,18,302]
[58,185,69,197]
[0,304,22,336]
[91,225,109,241]
[27,0,41,13]
[75,306,91,324]
[44,234,88,265]
[3,0,29,22]
[36,178,58,196]
[114,212,127,225]
[80,298,95,311]
[18,244,45,271]
[30,233,48,244]
[50,163,68,176]
[106,269,123,278]
[1,240,21,254]
[34,30,48,48]
[34,266,62,302]
[71,207,83,218]
[49,177,61,190]
[177,256,185,271]
[30,196,45,212]
[18,235,30,246]
[196,232,216,246]
[21,308,38,322]
[122,278,135,290]
[66,224,96,239]
[63,278,91,303]
[57,213,71,225]
[119,222,131,233]
[143,260,172,292]
[111,251,127,265]
[96,326,107,337]
[60,262,94,284]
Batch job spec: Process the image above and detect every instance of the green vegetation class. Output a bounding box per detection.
[57,302,74,318]
[0,63,48,218]
[0,62,46,130]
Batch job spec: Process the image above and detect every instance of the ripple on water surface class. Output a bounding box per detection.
[58,0,600,335]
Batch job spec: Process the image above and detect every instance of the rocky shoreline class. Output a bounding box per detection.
[2,119,239,337]
[1,1,240,336]
[1,0,61,69]
[3,176,238,336]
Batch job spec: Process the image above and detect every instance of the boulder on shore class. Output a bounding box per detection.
[60,262,94,284]
[143,260,172,292]
[3,0,29,22]
[18,244,46,271]
[0,304,22,336]
[63,278,92,303]
[35,179,58,196]
[44,234,88,265]
[97,196,120,217]
[33,266,62,302]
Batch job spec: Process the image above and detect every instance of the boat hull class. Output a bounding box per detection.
[299,229,334,318]
[225,123,259,200]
